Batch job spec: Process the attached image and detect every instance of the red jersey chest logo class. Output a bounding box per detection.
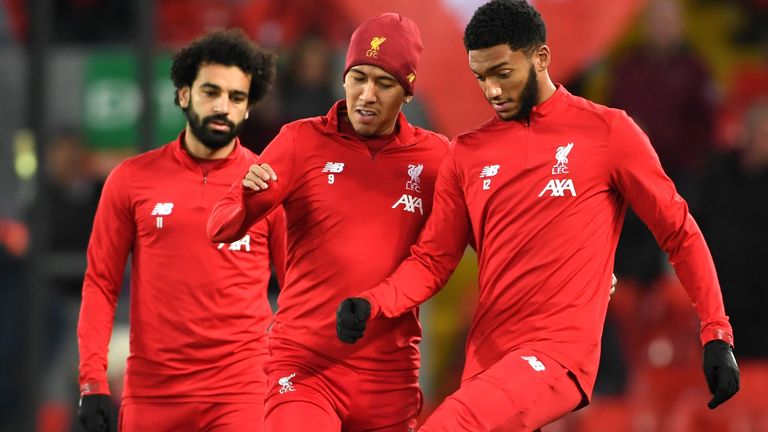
[217,234,253,253]
[322,162,345,173]
[322,161,345,185]
[150,202,174,228]
[392,162,426,215]
[405,163,423,192]
[539,143,577,197]
[551,143,573,175]
[480,164,501,190]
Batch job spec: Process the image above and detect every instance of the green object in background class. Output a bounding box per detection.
[83,52,185,149]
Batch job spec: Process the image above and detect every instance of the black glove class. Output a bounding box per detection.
[702,339,740,409]
[78,394,118,432]
[336,297,371,344]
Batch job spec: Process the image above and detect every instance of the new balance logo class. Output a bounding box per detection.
[322,162,345,173]
[480,165,500,178]
[278,373,296,394]
[217,235,251,252]
[151,202,173,228]
[392,194,424,215]
[151,202,174,216]
[521,355,546,371]
[538,179,577,197]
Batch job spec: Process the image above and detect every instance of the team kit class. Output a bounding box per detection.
[76,1,739,431]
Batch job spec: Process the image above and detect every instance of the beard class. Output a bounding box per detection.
[183,101,244,150]
[511,64,539,121]
[502,65,539,121]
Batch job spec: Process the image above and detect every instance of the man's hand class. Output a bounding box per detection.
[703,340,740,409]
[336,298,371,344]
[610,273,617,299]
[78,394,117,432]
[242,163,277,191]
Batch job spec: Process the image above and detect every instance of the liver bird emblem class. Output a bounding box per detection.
[408,164,423,184]
[366,36,387,57]
[554,143,573,168]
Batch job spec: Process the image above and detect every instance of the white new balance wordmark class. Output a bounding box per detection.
[480,164,500,178]
[480,165,500,190]
[151,202,173,228]
[151,202,174,216]
[278,372,296,394]
[321,162,345,173]
[392,194,424,215]
[521,356,546,371]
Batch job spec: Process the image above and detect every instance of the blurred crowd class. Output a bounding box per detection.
[0,0,767,431]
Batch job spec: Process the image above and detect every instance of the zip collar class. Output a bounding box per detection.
[530,84,568,119]
[170,130,245,173]
[487,83,570,128]
[321,100,418,150]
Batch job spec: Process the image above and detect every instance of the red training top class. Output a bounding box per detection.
[361,86,733,399]
[78,134,284,402]
[208,101,449,371]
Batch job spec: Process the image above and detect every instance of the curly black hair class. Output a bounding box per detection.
[464,0,547,53]
[170,28,276,106]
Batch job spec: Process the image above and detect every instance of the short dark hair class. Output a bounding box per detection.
[170,28,276,106]
[463,0,547,54]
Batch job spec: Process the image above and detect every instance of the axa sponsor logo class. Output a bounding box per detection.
[405,163,423,193]
[392,194,424,215]
[151,202,173,228]
[538,179,577,197]
[217,234,251,252]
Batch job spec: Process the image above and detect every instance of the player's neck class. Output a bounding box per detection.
[182,127,235,160]
[537,76,557,106]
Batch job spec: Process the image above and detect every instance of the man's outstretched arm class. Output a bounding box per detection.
[609,110,738,408]
[208,128,297,243]
[207,163,282,243]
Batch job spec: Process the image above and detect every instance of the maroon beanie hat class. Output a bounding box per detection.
[343,13,423,95]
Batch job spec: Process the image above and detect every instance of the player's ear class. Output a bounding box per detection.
[178,86,191,108]
[534,45,550,71]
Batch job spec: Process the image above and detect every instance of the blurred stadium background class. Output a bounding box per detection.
[0,0,767,431]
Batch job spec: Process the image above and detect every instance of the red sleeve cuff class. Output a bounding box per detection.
[80,381,111,396]
[700,327,734,348]
[359,292,381,320]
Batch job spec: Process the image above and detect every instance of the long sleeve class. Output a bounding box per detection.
[608,111,733,346]
[208,128,297,243]
[77,165,135,395]
[361,146,471,319]
[267,206,286,289]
